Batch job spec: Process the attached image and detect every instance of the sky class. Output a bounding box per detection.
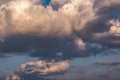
[0,0,120,80]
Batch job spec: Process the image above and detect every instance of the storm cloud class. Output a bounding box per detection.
[0,0,120,57]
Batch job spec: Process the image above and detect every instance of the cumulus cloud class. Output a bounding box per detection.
[0,0,120,57]
[15,60,69,79]
[0,0,97,38]
[0,0,120,37]
[74,37,86,50]
[109,19,120,35]
[91,19,120,46]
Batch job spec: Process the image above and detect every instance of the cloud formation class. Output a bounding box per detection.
[0,0,120,37]
[14,60,69,79]
[0,0,120,57]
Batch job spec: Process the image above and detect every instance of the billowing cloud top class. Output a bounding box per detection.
[0,0,120,56]
[1,0,119,37]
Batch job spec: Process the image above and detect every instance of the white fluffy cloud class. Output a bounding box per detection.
[0,0,96,38]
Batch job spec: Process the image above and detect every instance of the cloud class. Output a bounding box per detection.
[0,0,120,57]
[0,0,96,37]
[94,61,120,66]
[91,19,120,46]
[14,60,69,79]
